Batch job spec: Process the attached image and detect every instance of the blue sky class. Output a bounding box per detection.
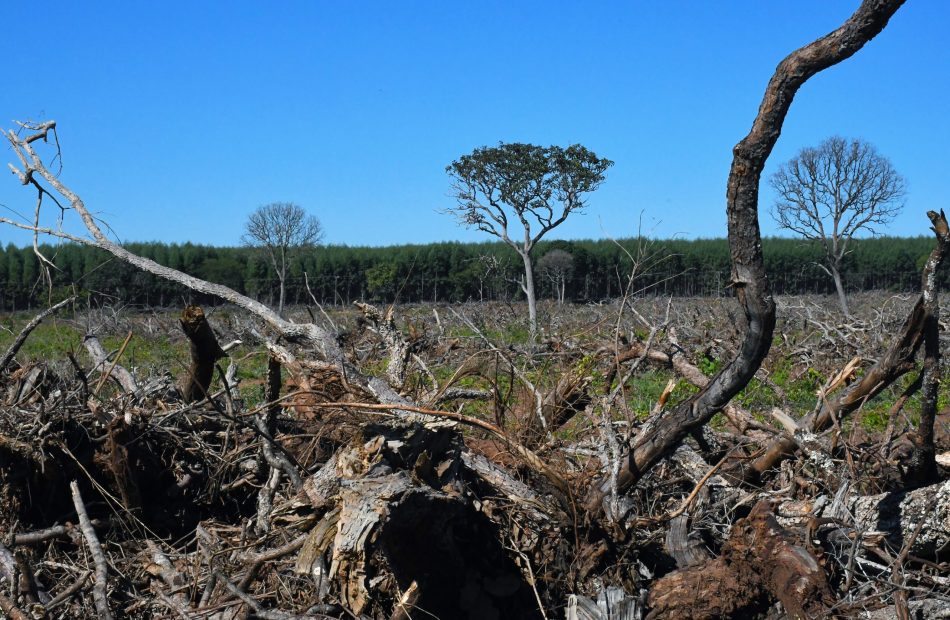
[0,1,946,248]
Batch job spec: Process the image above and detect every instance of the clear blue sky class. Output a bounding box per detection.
[0,1,946,248]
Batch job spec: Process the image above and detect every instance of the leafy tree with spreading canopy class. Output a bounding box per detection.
[770,136,906,316]
[445,143,612,338]
[243,202,323,315]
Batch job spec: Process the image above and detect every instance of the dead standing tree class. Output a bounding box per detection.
[770,136,906,316]
[586,0,906,514]
[243,201,323,316]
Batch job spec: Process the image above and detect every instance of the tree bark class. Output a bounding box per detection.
[521,251,538,339]
[830,263,850,317]
[177,305,227,403]
[910,209,949,484]
[586,0,906,515]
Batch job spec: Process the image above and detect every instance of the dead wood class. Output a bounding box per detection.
[647,500,834,620]
[746,210,950,481]
[586,0,905,515]
[909,210,950,483]
[304,422,545,620]
[566,587,643,620]
[83,333,139,396]
[177,305,227,403]
[355,301,412,391]
[0,591,30,620]
[70,481,113,620]
[822,478,950,559]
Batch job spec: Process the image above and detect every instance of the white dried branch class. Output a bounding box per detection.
[70,481,113,620]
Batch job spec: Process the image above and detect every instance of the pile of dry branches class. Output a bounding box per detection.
[2,1,948,618]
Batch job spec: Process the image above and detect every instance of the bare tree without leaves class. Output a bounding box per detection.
[243,202,323,315]
[537,248,574,304]
[771,136,906,316]
[446,143,612,339]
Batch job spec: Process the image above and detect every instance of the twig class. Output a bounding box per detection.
[44,571,91,611]
[13,519,108,546]
[69,481,113,620]
[156,591,197,620]
[0,591,30,620]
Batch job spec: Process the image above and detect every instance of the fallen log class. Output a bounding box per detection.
[822,478,950,559]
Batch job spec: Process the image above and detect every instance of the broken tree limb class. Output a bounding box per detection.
[0,295,75,373]
[910,209,949,483]
[355,301,412,391]
[84,332,138,396]
[70,481,113,620]
[586,0,905,514]
[177,305,227,403]
[747,209,950,481]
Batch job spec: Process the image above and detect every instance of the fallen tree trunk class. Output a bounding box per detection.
[587,0,905,514]
[823,478,950,559]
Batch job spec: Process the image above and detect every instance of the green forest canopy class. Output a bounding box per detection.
[0,236,938,310]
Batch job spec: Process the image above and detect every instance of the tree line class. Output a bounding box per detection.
[0,235,939,311]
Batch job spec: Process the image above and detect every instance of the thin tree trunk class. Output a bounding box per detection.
[831,263,850,316]
[521,251,538,339]
[278,275,286,317]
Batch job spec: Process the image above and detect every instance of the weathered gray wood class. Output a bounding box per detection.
[83,334,138,394]
[566,586,643,620]
[824,478,950,558]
